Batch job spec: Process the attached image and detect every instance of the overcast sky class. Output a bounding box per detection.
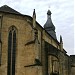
[0,0,74,55]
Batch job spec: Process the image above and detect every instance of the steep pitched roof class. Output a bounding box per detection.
[0,5,21,15]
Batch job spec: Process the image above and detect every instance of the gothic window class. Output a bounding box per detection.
[7,26,17,75]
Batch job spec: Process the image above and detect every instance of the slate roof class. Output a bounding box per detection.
[0,5,21,15]
[44,10,57,40]
[44,10,55,30]
[44,17,55,30]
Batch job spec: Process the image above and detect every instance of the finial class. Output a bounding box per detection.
[60,35,63,43]
[33,9,36,28]
[33,9,36,20]
[60,35,63,51]
[33,9,36,16]
[47,9,52,15]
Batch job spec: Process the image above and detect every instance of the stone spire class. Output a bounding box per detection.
[60,35,63,43]
[33,9,36,28]
[44,10,57,40]
[60,35,63,51]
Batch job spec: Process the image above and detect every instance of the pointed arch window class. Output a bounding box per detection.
[7,26,17,75]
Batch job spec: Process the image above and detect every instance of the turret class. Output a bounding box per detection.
[44,10,57,40]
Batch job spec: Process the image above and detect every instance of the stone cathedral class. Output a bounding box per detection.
[0,5,75,75]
